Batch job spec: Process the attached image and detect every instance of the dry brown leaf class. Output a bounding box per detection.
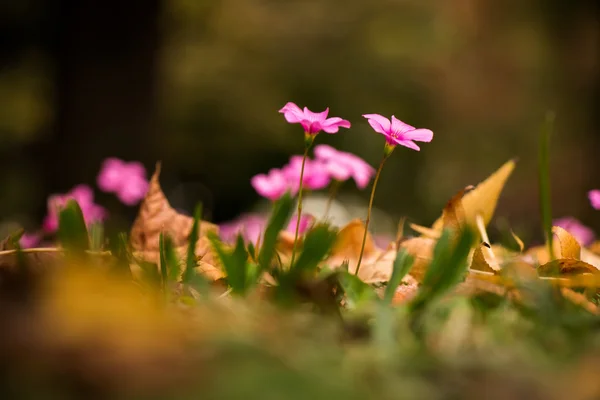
[552,226,581,259]
[588,240,600,255]
[441,185,473,234]
[470,244,497,273]
[129,163,221,280]
[409,223,441,239]
[537,258,600,277]
[327,219,380,273]
[398,236,437,282]
[431,159,516,233]
[510,229,525,252]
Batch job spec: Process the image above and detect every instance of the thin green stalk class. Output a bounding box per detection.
[356,155,387,275]
[323,180,342,218]
[538,111,555,260]
[290,145,311,267]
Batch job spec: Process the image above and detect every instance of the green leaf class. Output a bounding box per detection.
[89,222,104,252]
[165,237,181,282]
[338,270,378,309]
[57,199,89,253]
[291,223,338,274]
[383,249,414,306]
[159,232,168,288]
[410,228,474,311]
[182,203,202,284]
[538,111,555,260]
[109,232,132,277]
[257,192,294,272]
[208,232,249,295]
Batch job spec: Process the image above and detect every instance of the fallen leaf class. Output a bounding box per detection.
[129,163,221,280]
[561,287,599,315]
[327,219,379,273]
[431,159,516,233]
[510,229,525,252]
[552,226,581,259]
[398,237,437,282]
[469,243,497,273]
[409,223,441,239]
[538,258,600,277]
[441,185,473,234]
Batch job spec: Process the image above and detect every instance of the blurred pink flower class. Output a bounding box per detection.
[286,214,315,234]
[553,217,595,246]
[97,157,149,205]
[589,190,600,210]
[42,184,107,233]
[19,232,41,248]
[219,213,313,245]
[363,114,433,151]
[251,168,289,201]
[282,156,331,192]
[279,102,351,135]
[314,144,375,189]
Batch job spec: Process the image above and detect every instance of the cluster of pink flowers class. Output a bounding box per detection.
[19,157,149,248]
[251,147,375,201]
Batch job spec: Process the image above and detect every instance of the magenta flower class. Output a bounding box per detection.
[97,157,149,206]
[251,168,289,201]
[314,144,375,189]
[282,156,331,192]
[19,232,41,248]
[279,102,351,135]
[363,114,433,151]
[553,217,595,246]
[42,184,107,233]
[219,213,313,245]
[589,190,600,210]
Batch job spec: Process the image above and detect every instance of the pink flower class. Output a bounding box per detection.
[279,102,351,135]
[219,213,313,245]
[363,114,433,151]
[251,168,289,201]
[553,217,595,246]
[282,156,331,192]
[314,144,375,189]
[42,184,107,233]
[97,158,149,205]
[19,232,41,248]
[286,214,315,234]
[589,190,600,210]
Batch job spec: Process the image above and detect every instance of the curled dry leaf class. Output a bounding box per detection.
[537,258,600,277]
[552,226,581,259]
[409,223,440,239]
[561,287,599,315]
[469,243,497,273]
[129,163,223,280]
[441,185,472,234]
[398,236,437,282]
[431,159,516,233]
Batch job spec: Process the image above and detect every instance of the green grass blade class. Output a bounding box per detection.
[383,249,414,306]
[291,223,338,273]
[338,270,378,309]
[539,111,555,259]
[159,232,168,289]
[257,192,294,272]
[57,199,89,253]
[89,222,104,252]
[208,232,249,295]
[182,203,203,284]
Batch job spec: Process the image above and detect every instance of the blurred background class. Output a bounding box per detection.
[0,0,599,243]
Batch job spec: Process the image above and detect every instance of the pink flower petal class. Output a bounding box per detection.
[281,103,349,135]
[395,139,421,151]
[363,114,392,135]
[19,233,41,249]
[321,117,352,134]
[303,107,329,122]
[391,116,415,135]
[404,128,434,143]
[279,102,305,123]
[286,214,315,234]
[97,158,126,192]
[589,190,600,210]
[117,175,149,205]
[313,144,338,161]
[251,169,288,201]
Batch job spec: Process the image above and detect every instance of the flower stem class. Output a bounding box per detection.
[290,144,311,267]
[323,180,342,218]
[355,155,388,276]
